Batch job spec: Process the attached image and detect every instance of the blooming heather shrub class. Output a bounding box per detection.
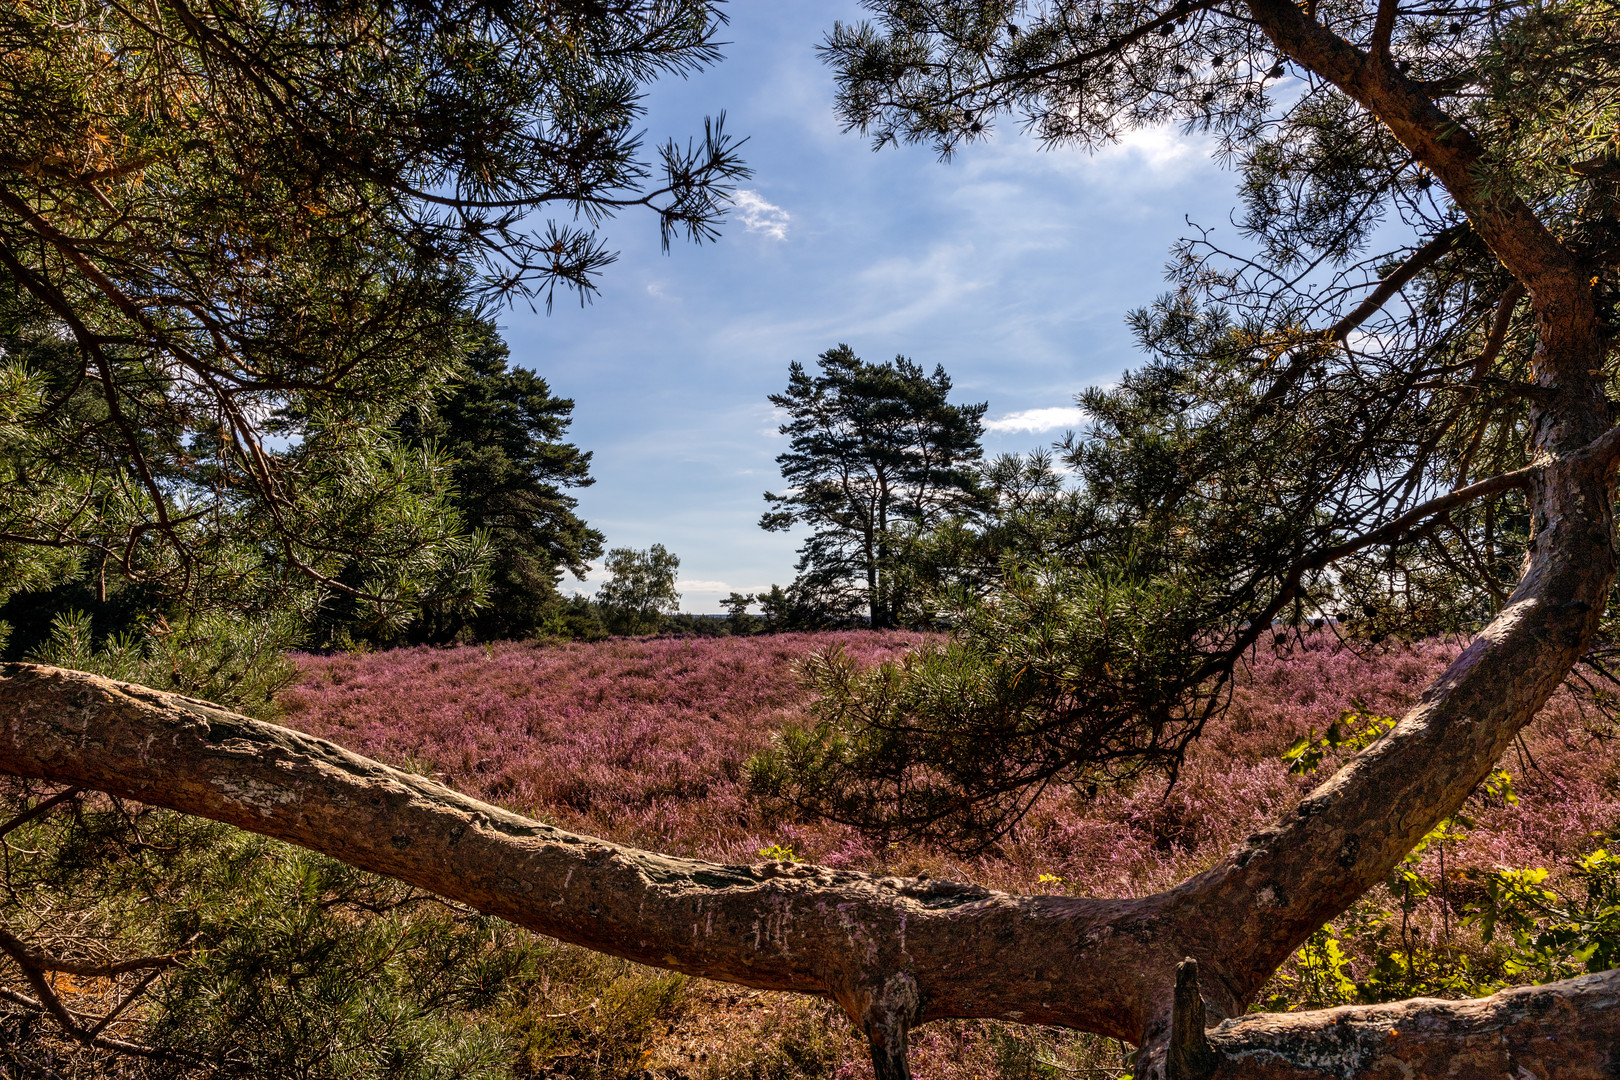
[282,628,1620,905]
[275,630,1620,1075]
[282,633,934,866]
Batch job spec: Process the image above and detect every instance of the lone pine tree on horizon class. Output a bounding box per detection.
[761,345,987,629]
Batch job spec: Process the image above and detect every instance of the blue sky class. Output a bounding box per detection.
[501,2,1243,613]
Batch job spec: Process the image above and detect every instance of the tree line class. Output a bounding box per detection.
[0,318,997,649]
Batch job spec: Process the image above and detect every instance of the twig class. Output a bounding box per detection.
[0,788,83,840]
[0,984,175,1058]
[0,924,197,1059]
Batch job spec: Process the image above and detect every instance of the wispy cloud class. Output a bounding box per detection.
[676,579,741,594]
[984,406,1086,434]
[732,190,791,240]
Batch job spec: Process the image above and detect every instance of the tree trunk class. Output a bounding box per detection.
[1,478,1618,1072]
[866,528,883,628]
[1203,967,1620,1080]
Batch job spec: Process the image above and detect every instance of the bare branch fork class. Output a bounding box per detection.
[0,923,196,1059]
[1257,224,1470,408]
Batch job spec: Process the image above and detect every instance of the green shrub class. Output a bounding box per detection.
[0,789,699,1080]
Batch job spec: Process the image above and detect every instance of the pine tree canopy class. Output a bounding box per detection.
[0,0,743,651]
[313,319,606,645]
[748,0,1620,848]
[761,345,987,629]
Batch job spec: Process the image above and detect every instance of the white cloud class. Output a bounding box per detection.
[984,406,1086,434]
[733,190,791,240]
[676,579,740,594]
[1090,126,1209,181]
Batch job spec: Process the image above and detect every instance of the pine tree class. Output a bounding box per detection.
[0,0,744,652]
[761,346,987,627]
[397,323,604,643]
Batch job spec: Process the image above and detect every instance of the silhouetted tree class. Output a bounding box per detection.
[761,346,986,627]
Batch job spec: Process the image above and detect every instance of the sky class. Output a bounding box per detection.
[501,2,1244,613]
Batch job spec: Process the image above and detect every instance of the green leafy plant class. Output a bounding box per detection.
[1281,702,1398,775]
[1261,702,1609,1013]
[597,545,683,636]
[1466,844,1620,981]
[757,843,802,864]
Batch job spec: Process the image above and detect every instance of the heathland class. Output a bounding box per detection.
[258,629,1620,1080]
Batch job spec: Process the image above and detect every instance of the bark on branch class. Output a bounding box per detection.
[1327,226,1469,344]
[1166,959,1215,1080]
[1205,968,1620,1080]
[1,525,1617,1074]
[0,450,1612,1079]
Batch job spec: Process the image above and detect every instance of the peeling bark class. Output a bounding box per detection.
[1206,968,1620,1080]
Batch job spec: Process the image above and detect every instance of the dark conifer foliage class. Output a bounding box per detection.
[761,345,987,628]
[397,323,604,643]
[0,0,745,644]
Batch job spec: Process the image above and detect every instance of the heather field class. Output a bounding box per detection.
[276,631,1620,1079]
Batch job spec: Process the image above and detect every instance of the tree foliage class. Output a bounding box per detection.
[753,0,1620,847]
[377,321,603,645]
[597,544,683,635]
[749,557,1214,849]
[761,345,987,628]
[0,0,744,656]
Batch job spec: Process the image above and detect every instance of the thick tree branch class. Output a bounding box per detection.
[1196,459,1539,687]
[1300,460,1534,570]
[1205,968,1620,1079]
[1368,0,1399,60]
[3,477,1618,1075]
[1166,959,1215,1080]
[1241,0,1605,403]
[1327,226,1469,343]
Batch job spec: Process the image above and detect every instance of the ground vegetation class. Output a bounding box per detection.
[4,633,1617,1077]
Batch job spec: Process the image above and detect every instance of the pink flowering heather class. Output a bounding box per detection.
[280,632,932,865]
[280,630,1620,900]
[275,629,1620,1078]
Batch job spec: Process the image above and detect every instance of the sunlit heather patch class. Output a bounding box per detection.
[280,632,1620,898]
